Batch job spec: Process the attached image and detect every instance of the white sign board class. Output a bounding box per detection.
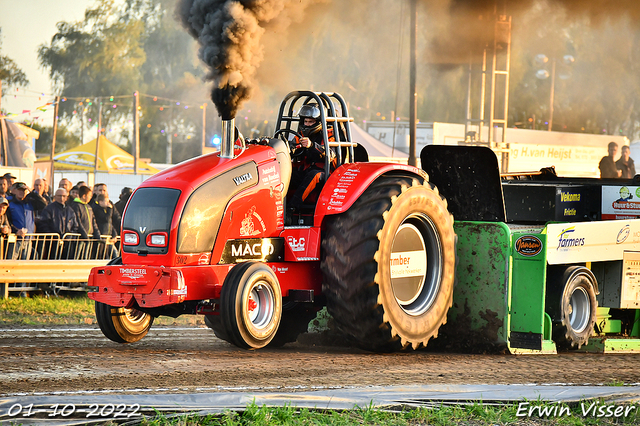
[546,220,640,264]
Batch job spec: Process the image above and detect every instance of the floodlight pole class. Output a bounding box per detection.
[408,0,418,167]
[94,98,102,172]
[51,96,59,161]
[133,91,140,174]
[201,103,207,156]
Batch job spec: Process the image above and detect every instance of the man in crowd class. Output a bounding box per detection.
[32,178,50,232]
[599,142,622,178]
[43,178,51,198]
[0,196,11,246]
[33,178,51,204]
[0,176,8,199]
[39,188,78,237]
[6,183,42,295]
[114,187,132,216]
[92,193,120,258]
[2,174,16,201]
[3,173,16,188]
[58,178,72,193]
[69,186,101,259]
[616,145,636,179]
[69,185,80,200]
[70,186,101,240]
[7,182,46,260]
[91,184,121,235]
[39,188,79,259]
[92,192,121,237]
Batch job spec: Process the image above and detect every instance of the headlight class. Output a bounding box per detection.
[123,231,139,245]
[146,232,168,247]
[150,234,165,245]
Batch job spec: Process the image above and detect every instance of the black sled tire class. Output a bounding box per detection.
[95,302,154,343]
[547,266,597,349]
[321,175,456,352]
[220,261,283,349]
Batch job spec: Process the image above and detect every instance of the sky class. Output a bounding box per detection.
[0,0,96,125]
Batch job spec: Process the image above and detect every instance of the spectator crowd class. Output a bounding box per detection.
[0,173,132,261]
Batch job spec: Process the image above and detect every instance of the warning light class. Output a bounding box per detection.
[212,134,221,146]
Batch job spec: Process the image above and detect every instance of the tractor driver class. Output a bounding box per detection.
[288,103,337,211]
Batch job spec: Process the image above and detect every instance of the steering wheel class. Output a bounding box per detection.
[273,128,305,157]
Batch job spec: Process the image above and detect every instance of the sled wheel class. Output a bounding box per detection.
[321,175,456,352]
[268,303,318,347]
[95,302,154,343]
[204,315,230,343]
[220,262,282,349]
[547,266,597,349]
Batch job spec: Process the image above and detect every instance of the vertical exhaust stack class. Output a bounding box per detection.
[220,118,235,159]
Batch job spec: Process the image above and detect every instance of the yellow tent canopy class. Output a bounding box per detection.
[43,135,159,174]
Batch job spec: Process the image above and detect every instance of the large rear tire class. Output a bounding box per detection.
[94,257,154,344]
[220,262,283,349]
[321,175,456,352]
[546,266,597,349]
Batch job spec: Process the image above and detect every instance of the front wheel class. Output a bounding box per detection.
[204,315,230,342]
[95,302,154,343]
[94,257,154,343]
[220,262,283,349]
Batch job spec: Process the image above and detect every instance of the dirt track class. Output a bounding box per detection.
[1,325,639,396]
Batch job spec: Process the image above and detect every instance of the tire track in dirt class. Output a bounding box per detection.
[1,326,639,396]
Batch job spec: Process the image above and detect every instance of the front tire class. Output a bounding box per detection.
[94,257,154,343]
[322,175,456,351]
[268,303,318,347]
[220,262,283,349]
[95,302,154,343]
[204,315,230,342]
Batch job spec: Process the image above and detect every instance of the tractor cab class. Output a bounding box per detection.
[273,91,361,224]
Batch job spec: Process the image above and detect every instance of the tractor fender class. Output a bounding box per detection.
[314,162,427,227]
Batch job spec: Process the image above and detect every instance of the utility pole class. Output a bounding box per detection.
[408,0,418,167]
[166,105,173,164]
[201,103,207,156]
[94,97,102,171]
[548,58,556,131]
[51,96,60,161]
[0,81,6,166]
[133,91,140,174]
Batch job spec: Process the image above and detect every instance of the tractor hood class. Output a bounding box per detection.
[122,143,278,260]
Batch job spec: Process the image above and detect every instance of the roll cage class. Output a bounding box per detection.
[275,91,357,178]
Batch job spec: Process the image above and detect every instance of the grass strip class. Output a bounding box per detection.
[0,295,204,326]
[137,401,640,425]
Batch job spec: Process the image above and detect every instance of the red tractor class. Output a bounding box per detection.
[88,91,456,352]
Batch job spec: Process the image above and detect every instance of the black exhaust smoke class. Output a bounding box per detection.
[176,0,640,118]
[176,0,318,120]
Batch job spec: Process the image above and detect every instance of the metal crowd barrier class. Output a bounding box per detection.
[0,233,120,298]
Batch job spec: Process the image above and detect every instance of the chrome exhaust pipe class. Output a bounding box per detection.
[220,118,235,159]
